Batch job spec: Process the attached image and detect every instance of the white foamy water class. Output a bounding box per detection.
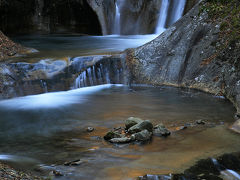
[0,84,122,110]
[155,0,170,34]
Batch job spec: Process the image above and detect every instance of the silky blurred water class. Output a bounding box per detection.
[10,34,158,63]
[0,85,239,180]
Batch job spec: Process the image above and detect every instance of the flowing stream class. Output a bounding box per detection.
[0,85,239,180]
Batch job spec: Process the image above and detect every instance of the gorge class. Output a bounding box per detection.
[0,0,240,180]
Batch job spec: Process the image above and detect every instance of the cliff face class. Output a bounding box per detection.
[126,1,240,118]
[0,0,102,35]
[0,0,196,35]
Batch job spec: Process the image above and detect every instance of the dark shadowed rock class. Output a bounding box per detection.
[104,131,122,141]
[133,129,152,141]
[196,119,206,125]
[128,120,153,134]
[153,124,171,137]
[109,137,132,143]
[125,117,144,130]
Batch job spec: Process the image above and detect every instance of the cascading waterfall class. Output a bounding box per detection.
[171,0,187,25]
[113,1,121,34]
[155,0,170,34]
[111,0,187,35]
[74,59,127,89]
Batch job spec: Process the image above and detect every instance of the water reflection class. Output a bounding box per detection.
[0,85,239,180]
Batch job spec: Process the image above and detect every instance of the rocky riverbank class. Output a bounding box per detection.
[125,0,240,133]
[0,31,31,61]
[0,162,43,180]
[138,151,240,180]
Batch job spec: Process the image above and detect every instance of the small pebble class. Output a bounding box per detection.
[86,127,94,132]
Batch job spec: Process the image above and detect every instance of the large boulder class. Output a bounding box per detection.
[126,1,240,132]
[125,117,144,130]
[128,120,153,134]
[132,129,152,141]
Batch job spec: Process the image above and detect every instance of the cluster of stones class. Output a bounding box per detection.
[104,117,171,143]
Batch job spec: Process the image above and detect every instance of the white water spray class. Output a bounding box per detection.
[113,1,121,34]
[172,0,186,24]
[155,0,170,34]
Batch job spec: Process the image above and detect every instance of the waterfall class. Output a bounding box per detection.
[155,0,170,34]
[171,0,186,24]
[113,1,121,34]
[73,58,128,89]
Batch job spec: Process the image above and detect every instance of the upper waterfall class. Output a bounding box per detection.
[155,0,170,34]
[111,0,187,35]
[113,1,121,34]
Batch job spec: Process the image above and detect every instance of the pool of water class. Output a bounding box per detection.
[0,84,239,180]
[10,34,158,63]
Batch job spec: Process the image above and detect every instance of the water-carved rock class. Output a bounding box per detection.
[125,117,144,130]
[128,120,153,134]
[133,129,152,141]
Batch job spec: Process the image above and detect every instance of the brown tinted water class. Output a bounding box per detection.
[0,85,239,180]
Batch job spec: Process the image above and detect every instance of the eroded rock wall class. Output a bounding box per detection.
[0,0,102,35]
[126,2,240,116]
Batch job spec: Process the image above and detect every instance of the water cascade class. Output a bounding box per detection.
[171,0,187,25]
[155,0,170,34]
[73,57,128,89]
[113,1,121,34]
[111,0,187,35]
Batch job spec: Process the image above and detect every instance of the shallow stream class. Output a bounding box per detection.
[0,85,239,180]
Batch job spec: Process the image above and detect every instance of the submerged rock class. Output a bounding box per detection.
[104,131,122,141]
[109,137,132,143]
[133,130,152,141]
[153,124,171,137]
[50,170,63,177]
[64,159,83,166]
[125,117,144,130]
[128,120,153,134]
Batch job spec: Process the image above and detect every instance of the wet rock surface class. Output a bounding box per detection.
[153,124,171,137]
[126,2,240,133]
[0,162,43,180]
[137,152,240,180]
[104,117,170,144]
[0,31,31,61]
[0,54,128,98]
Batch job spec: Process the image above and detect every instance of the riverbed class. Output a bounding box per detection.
[0,85,239,180]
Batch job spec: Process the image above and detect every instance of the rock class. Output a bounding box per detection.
[133,130,152,141]
[128,120,153,134]
[230,119,240,134]
[50,170,63,177]
[109,137,132,143]
[104,131,122,140]
[86,127,94,132]
[125,117,144,130]
[196,119,206,125]
[153,124,171,137]
[64,159,83,166]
